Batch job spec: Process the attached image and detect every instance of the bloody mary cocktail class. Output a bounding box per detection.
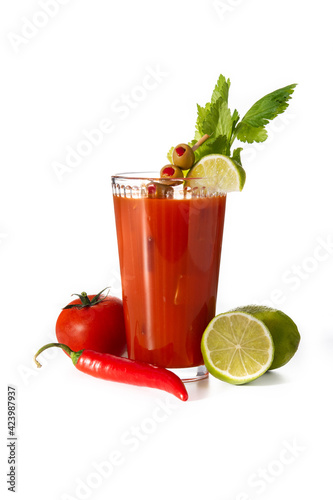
[110,75,297,382]
[112,173,226,379]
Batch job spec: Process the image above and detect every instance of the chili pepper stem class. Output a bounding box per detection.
[34,342,83,368]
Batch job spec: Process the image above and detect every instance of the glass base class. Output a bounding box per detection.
[169,364,208,383]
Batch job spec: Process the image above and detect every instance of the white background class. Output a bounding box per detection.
[1,1,333,499]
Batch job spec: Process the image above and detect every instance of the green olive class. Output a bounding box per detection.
[172,143,195,170]
[160,164,184,180]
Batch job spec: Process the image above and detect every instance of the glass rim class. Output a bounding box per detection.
[111,171,204,181]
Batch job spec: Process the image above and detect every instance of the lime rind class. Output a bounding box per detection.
[201,312,274,385]
[229,305,301,370]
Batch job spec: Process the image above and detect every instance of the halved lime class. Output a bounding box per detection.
[186,154,246,192]
[230,306,301,370]
[201,312,274,384]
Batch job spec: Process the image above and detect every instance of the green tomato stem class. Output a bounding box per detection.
[78,292,91,306]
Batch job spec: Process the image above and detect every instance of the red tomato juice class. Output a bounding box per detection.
[113,194,226,368]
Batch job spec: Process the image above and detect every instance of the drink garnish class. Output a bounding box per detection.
[166,74,297,190]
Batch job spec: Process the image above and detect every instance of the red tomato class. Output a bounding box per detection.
[56,291,127,356]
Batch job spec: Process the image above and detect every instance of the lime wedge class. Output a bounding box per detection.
[186,154,246,192]
[201,312,274,384]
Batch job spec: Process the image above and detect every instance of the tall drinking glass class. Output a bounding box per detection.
[112,172,226,381]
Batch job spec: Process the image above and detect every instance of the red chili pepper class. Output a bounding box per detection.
[34,343,188,401]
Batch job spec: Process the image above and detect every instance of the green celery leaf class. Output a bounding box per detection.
[195,102,211,140]
[231,108,240,120]
[202,98,234,142]
[231,147,243,166]
[235,123,268,143]
[194,74,232,144]
[230,108,240,145]
[211,74,231,104]
[194,135,230,163]
[167,146,174,163]
[240,83,297,128]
